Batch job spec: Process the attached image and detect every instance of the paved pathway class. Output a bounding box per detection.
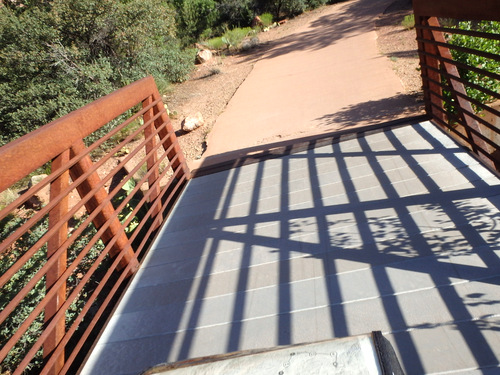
[192,0,422,171]
[82,121,500,374]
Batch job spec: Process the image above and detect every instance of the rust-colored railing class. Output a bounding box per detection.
[0,76,190,375]
[413,0,500,170]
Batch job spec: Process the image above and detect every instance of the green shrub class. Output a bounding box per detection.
[447,21,500,112]
[0,0,194,147]
[205,36,226,50]
[221,27,253,49]
[0,210,109,374]
[0,189,18,211]
[306,0,327,9]
[200,27,216,40]
[260,12,274,27]
[401,14,415,30]
[285,0,306,18]
[275,0,305,19]
[0,213,48,373]
[253,0,305,21]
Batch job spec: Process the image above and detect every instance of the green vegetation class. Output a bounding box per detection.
[267,0,306,21]
[306,0,328,8]
[0,215,47,373]
[448,21,500,111]
[401,13,415,30]
[0,0,194,147]
[214,0,254,32]
[205,36,227,50]
[260,12,274,27]
[0,209,112,374]
[177,0,219,45]
[0,189,17,211]
[204,27,255,51]
[222,27,255,49]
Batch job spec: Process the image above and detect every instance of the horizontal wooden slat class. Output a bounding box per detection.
[422,75,500,135]
[416,37,500,63]
[413,0,500,21]
[0,76,157,191]
[418,49,500,83]
[416,24,500,41]
[430,105,499,164]
[426,93,500,151]
[420,62,500,102]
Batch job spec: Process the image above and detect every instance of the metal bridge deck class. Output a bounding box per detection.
[82,121,500,375]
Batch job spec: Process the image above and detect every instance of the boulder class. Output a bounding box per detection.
[182,112,204,132]
[23,174,49,210]
[196,49,213,64]
[0,188,18,208]
[241,37,259,51]
[28,174,48,188]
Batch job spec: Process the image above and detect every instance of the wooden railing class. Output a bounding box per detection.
[0,76,190,375]
[413,0,500,170]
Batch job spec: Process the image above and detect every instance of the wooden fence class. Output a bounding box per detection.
[414,0,500,170]
[0,76,190,375]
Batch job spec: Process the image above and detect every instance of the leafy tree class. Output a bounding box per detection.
[0,0,195,147]
[258,0,306,20]
[306,0,327,8]
[177,0,219,45]
[285,0,306,17]
[216,0,254,30]
[0,0,336,147]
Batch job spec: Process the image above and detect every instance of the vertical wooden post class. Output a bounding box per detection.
[143,95,161,223]
[44,150,70,375]
[69,140,139,273]
[151,90,191,180]
[416,15,446,124]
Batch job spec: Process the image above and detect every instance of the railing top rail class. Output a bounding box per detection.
[0,76,157,191]
[413,0,500,21]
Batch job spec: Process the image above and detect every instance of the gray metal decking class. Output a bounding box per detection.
[81,121,500,375]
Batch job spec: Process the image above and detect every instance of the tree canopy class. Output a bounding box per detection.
[0,0,194,146]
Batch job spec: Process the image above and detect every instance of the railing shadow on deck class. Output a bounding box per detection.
[97,121,500,375]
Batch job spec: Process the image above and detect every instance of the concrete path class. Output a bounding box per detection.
[81,121,500,375]
[195,0,422,169]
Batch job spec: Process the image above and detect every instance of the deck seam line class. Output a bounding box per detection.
[132,241,500,293]
[111,273,500,330]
